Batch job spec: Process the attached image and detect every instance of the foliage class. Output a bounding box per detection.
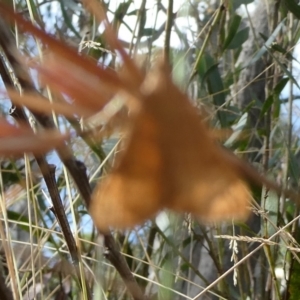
[0,0,300,300]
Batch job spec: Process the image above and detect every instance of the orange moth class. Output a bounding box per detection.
[90,63,251,231]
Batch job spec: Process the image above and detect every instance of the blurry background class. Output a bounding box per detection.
[1,0,300,299]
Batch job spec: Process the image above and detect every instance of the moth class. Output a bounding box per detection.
[90,63,251,232]
[0,119,68,157]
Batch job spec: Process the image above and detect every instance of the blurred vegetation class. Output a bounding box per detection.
[1,0,300,299]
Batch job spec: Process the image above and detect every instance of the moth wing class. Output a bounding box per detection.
[90,111,163,232]
[195,177,250,222]
[143,64,250,222]
[171,163,250,222]
[166,140,251,222]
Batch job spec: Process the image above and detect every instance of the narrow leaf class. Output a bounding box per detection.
[285,0,300,19]
[222,14,242,51]
[227,27,249,49]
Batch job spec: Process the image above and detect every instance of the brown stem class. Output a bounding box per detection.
[164,0,174,64]
[0,274,13,300]
[9,106,92,300]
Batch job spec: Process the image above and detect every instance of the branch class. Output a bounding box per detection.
[163,0,174,63]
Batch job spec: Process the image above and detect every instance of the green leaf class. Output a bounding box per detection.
[127,9,139,16]
[247,19,286,67]
[0,161,23,186]
[289,261,300,300]
[271,43,295,61]
[200,55,228,127]
[294,25,300,44]
[271,77,288,119]
[140,28,157,37]
[196,53,214,89]
[288,151,300,182]
[261,186,279,238]
[285,0,300,19]
[227,27,249,49]
[7,211,44,238]
[59,1,80,38]
[224,105,241,124]
[259,78,287,120]
[114,0,132,20]
[7,211,29,227]
[259,32,269,42]
[288,225,300,299]
[242,99,255,114]
[222,14,242,51]
[181,262,190,272]
[268,49,300,89]
[225,112,248,147]
[272,99,281,119]
[260,95,274,118]
[274,77,289,96]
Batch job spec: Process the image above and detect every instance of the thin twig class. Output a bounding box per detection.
[163,0,174,63]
